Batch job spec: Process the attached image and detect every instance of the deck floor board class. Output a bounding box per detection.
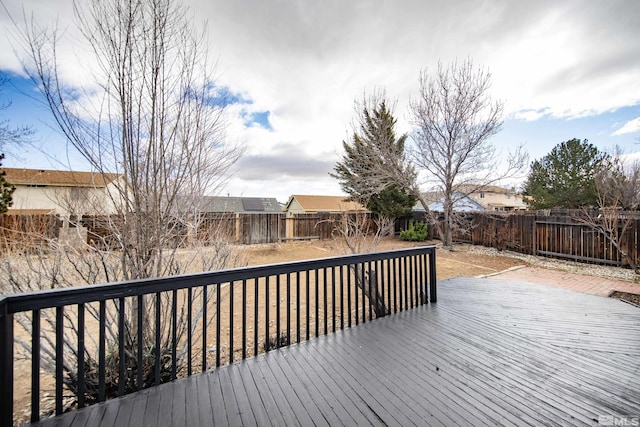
[31,278,640,426]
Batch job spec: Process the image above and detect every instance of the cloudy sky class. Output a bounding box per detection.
[1,0,640,203]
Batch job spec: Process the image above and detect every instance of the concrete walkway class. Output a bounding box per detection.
[485,265,640,297]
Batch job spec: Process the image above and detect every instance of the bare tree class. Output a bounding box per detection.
[409,59,527,248]
[577,154,640,274]
[22,0,243,280]
[329,209,392,317]
[5,0,245,405]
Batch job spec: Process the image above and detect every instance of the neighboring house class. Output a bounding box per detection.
[465,185,527,211]
[185,196,282,244]
[284,195,367,215]
[412,191,444,212]
[196,196,282,214]
[422,185,527,213]
[426,194,486,212]
[2,168,125,217]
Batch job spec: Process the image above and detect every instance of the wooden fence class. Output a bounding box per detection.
[3,210,638,269]
[444,210,640,268]
[0,214,60,252]
[0,212,369,249]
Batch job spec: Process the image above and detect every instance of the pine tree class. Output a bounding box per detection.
[0,153,15,214]
[523,138,608,209]
[331,98,416,221]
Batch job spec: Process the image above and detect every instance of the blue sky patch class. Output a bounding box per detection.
[206,85,252,108]
[495,104,640,161]
[246,111,272,130]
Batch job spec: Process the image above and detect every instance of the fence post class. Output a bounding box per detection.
[533,214,538,256]
[429,249,437,303]
[0,302,14,426]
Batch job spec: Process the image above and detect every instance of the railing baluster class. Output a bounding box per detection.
[340,265,345,330]
[254,278,259,357]
[331,267,336,333]
[56,306,64,413]
[404,256,409,310]
[202,285,208,372]
[154,293,161,386]
[416,254,422,305]
[117,298,125,397]
[229,281,234,363]
[315,268,319,338]
[323,268,328,336]
[368,262,373,321]
[412,256,420,307]
[416,255,422,306]
[409,256,415,308]
[286,273,291,346]
[187,288,193,376]
[361,262,366,324]
[392,257,398,314]
[429,249,437,302]
[172,290,178,380]
[296,271,301,343]
[216,282,221,367]
[418,254,425,305]
[99,300,106,400]
[78,303,86,407]
[424,252,429,303]
[305,270,310,341]
[137,295,144,389]
[379,260,385,317]
[353,264,358,326]
[276,275,281,349]
[265,276,270,351]
[397,257,403,312]
[31,309,40,422]
[386,258,391,314]
[242,279,247,360]
[0,308,13,427]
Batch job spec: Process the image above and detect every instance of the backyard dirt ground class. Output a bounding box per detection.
[239,238,525,279]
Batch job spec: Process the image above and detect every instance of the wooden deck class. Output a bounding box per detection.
[34,277,640,426]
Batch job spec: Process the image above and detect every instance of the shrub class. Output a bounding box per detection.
[263,332,290,351]
[400,220,428,241]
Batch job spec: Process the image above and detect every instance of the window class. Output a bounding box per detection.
[70,187,91,201]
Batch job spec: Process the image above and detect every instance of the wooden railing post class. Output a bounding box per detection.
[0,302,14,426]
[429,250,437,303]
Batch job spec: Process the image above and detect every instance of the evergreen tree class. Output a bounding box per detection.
[0,153,15,214]
[367,185,416,220]
[331,97,416,220]
[523,138,608,209]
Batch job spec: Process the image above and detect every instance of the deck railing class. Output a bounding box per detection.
[0,246,436,425]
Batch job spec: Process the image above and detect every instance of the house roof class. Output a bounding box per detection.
[427,193,486,212]
[4,208,56,215]
[2,168,120,187]
[456,184,516,195]
[198,196,282,214]
[286,195,366,212]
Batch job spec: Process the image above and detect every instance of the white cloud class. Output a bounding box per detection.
[613,117,640,136]
[512,108,553,122]
[3,0,640,200]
